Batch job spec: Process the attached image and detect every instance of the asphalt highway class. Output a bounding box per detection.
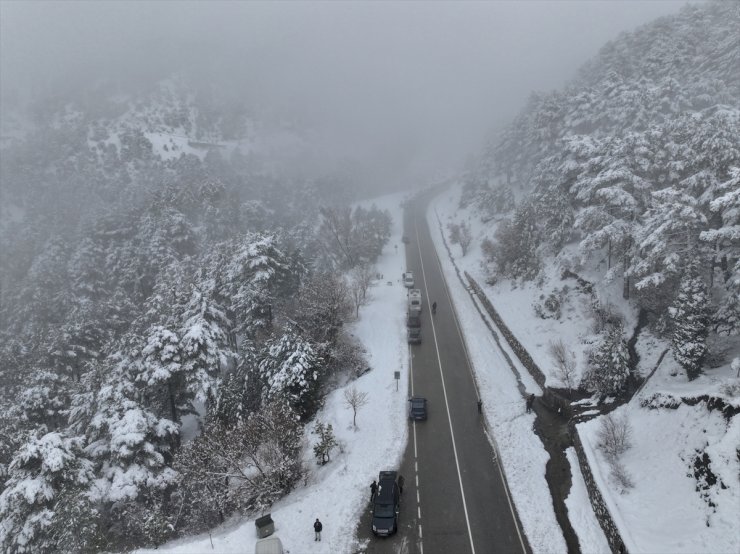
[358,202,530,554]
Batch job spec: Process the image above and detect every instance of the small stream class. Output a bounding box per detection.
[531,399,582,554]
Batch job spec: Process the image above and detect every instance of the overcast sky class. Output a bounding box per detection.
[1,0,693,183]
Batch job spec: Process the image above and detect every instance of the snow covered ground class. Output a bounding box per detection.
[136,192,410,554]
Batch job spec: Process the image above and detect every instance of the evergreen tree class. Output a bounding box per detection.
[669,261,710,380]
[259,330,322,419]
[488,200,541,280]
[0,432,96,554]
[584,325,630,395]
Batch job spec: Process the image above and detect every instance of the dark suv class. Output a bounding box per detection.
[408,396,427,420]
[371,471,400,536]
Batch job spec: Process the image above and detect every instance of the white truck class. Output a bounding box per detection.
[408,289,422,315]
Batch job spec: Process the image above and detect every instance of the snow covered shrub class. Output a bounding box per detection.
[107,491,176,549]
[588,298,622,334]
[534,289,564,320]
[583,325,630,395]
[609,460,634,493]
[174,401,305,531]
[331,331,366,379]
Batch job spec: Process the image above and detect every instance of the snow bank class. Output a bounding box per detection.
[564,447,611,554]
[578,401,739,554]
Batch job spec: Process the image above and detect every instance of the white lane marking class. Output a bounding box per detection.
[418,506,421,519]
[414,218,476,554]
[413,421,418,460]
[409,249,423,554]
[427,209,528,554]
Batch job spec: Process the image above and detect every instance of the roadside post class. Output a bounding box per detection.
[394,371,400,391]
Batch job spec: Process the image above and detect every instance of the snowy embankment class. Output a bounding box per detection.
[578,354,740,554]
[136,192,410,554]
[426,190,568,553]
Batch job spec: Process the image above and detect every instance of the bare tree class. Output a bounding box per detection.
[448,221,472,256]
[343,386,369,429]
[348,275,367,318]
[347,263,374,318]
[319,206,355,268]
[597,413,632,460]
[549,339,577,393]
[597,412,634,491]
[352,263,374,301]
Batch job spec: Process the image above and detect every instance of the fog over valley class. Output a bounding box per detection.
[1,0,689,186]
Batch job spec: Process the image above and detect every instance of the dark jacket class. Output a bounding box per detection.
[314,520,323,532]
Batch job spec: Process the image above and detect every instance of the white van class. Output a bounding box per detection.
[403,272,415,288]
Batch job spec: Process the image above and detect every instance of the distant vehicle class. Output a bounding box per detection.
[408,397,427,420]
[406,313,421,329]
[372,470,400,536]
[403,271,414,288]
[407,326,422,344]
[402,235,410,244]
[408,289,422,314]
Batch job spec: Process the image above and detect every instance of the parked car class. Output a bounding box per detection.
[407,326,422,344]
[408,397,427,420]
[403,271,414,288]
[372,471,400,536]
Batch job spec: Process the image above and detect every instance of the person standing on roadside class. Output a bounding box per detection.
[526,393,535,413]
[314,518,323,541]
[370,479,378,501]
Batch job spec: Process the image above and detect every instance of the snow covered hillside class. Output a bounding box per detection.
[134,193,409,554]
[432,179,739,553]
